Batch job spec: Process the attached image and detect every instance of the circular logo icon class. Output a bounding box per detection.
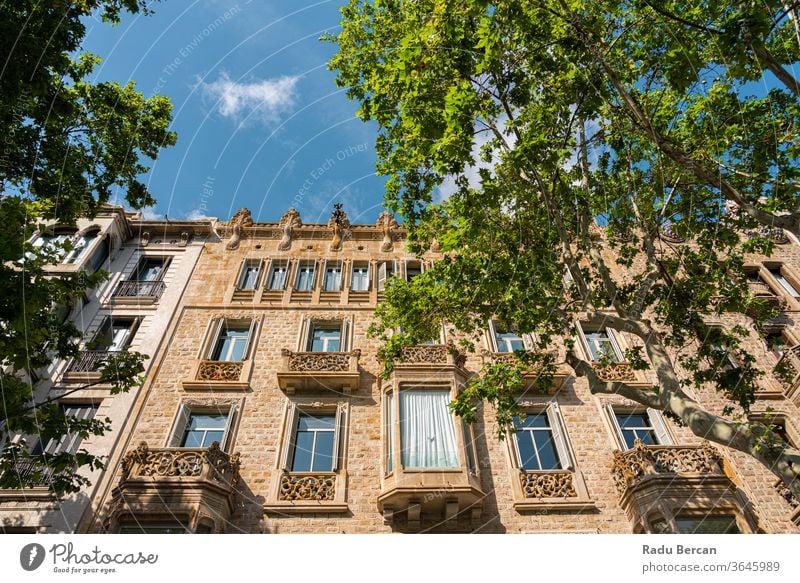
[20,543,46,571]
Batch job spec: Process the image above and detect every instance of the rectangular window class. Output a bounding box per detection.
[323,263,343,291]
[513,414,561,470]
[307,322,342,352]
[33,404,99,456]
[405,261,422,281]
[770,268,800,298]
[386,392,394,474]
[91,317,138,351]
[675,515,740,534]
[268,262,288,290]
[290,413,337,472]
[581,326,623,362]
[351,264,370,291]
[399,389,458,468]
[168,404,238,451]
[237,260,261,290]
[133,257,168,281]
[377,261,395,291]
[609,407,671,450]
[209,321,253,362]
[295,262,316,291]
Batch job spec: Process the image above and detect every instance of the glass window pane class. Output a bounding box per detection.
[616,414,649,429]
[182,431,204,448]
[676,516,740,534]
[297,414,336,431]
[312,431,335,472]
[291,432,314,472]
[514,415,548,429]
[400,389,458,468]
[270,267,286,289]
[202,430,224,447]
[188,414,227,429]
[533,431,560,470]
[515,431,539,470]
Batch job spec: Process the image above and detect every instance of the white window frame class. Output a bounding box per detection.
[266,259,289,290]
[509,403,572,471]
[606,405,672,450]
[279,401,346,473]
[236,258,263,290]
[350,262,371,292]
[488,320,534,353]
[322,260,343,292]
[131,255,171,282]
[295,261,317,291]
[377,259,398,291]
[206,318,257,362]
[168,402,240,452]
[576,322,624,362]
[767,265,800,298]
[300,317,350,353]
[63,230,100,264]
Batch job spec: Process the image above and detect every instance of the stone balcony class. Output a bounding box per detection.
[775,344,800,402]
[610,440,754,533]
[480,350,570,392]
[276,349,361,394]
[108,442,240,534]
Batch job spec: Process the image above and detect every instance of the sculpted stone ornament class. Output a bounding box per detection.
[278,208,302,251]
[327,203,350,252]
[376,210,398,252]
[226,208,254,250]
[520,471,577,498]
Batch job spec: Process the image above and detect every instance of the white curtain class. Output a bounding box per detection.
[400,389,458,468]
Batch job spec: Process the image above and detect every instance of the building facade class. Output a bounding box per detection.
[0,206,216,533]
[76,206,800,534]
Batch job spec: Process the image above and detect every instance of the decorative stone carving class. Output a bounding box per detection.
[775,345,800,391]
[225,208,254,250]
[430,238,441,253]
[279,474,336,501]
[398,343,467,368]
[520,471,577,498]
[179,231,191,247]
[119,441,240,487]
[746,226,790,245]
[197,360,243,381]
[593,361,637,382]
[774,479,799,509]
[140,231,151,247]
[327,203,350,251]
[611,440,723,494]
[282,349,360,372]
[376,210,398,252]
[278,208,302,251]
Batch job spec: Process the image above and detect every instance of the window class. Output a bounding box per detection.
[237,259,261,290]
[267,261,288,290]
[405,260,422,281]
[323,262,343,291]
[399,389,458,468]
[118,523,188,534]
[168,404,238,451]
[765,330,789,359]
[489,321,530,353]
[351,263,370,291]
[290,413,337,472]
[511,407,571,471]
[64,230,99,264]
[675,515,740,534]
[32,404,99,456]
[769,267,800,298]
[295,262,316,291]
[28,230,75,263]
[307,321,342,352]
[208,321,254,362]
[132,257,169,281]
[377,260,395,291]
[609,407,671,450]
[580,325,623,362]
[90,317,138,351]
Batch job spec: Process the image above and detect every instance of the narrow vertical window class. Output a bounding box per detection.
[296,263,315,291]
[268,262,288,290]
[351,264,370,291]
[399,389,458,468]
[238,260,261,290]
[324,263,342,291]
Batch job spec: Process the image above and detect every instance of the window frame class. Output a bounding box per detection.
[34,402,100,456]
[294,260,317,292]
[322,260,344,292]
[577,322,624,362]
[350,262,371,292]
[606,405,672,450]
[205,318,257,362]
[89,316,140,352]
[266,259,290,291]
[509,404,573,472]
[167,402,240,453]
[236,258,263,291]
[131,255,171,282]
[397,386,460,470]
[280,402,346,474]
[300,317,350,353]
[488,320,534,353]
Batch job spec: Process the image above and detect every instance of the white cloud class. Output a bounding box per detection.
[140,206,162,220]
[183,208,214,220]
[198,72,299,127]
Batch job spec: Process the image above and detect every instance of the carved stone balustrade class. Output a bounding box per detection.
[277,349,361,394]
[399,344,466,368]
[610,440,752,533]
[592,361,638,383]
[611,440,723,494]
[480,350,570,392]
[109,442,240,534]
[279,474,336,501]
[520,471,577,499]
[775,344,800,402]
[197,360,243,382]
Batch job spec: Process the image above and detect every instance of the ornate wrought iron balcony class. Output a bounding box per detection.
[67,350,113,373]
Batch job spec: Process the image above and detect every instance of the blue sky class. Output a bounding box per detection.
[82,0,388,224]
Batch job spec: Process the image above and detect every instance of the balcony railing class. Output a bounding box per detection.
[68,350,113,373]
[481,349,570,391]
[775,344,800,395]
[279,473,336,501]
[197,360,243,382]
[592,361,637,382]
[1,458,55,488]
[611,440,723,494]
[112,279,165,300]
[398,344,467,368]
[119,441,240,489]
[277,350,361,393]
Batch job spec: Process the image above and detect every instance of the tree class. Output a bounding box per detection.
[328,0,800,499]
[0,1,175,493]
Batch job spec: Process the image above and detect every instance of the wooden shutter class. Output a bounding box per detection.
[244,318,258,359]
[487,320,499,352]
[575,321,593,360]
[168,404,192,447]
[605,404,627,450]
[222,403,239,452]
[377,261,387,291]
[340,319,349,352]
[647,408,672,445]
[280,402,298,471]
[546,402,573,470]
[205,318,224,359]
[332,404,346,472]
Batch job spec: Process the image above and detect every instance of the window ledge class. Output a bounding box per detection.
[181,380,251,391]
[0,487,57,502]
[263,502,350,514]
